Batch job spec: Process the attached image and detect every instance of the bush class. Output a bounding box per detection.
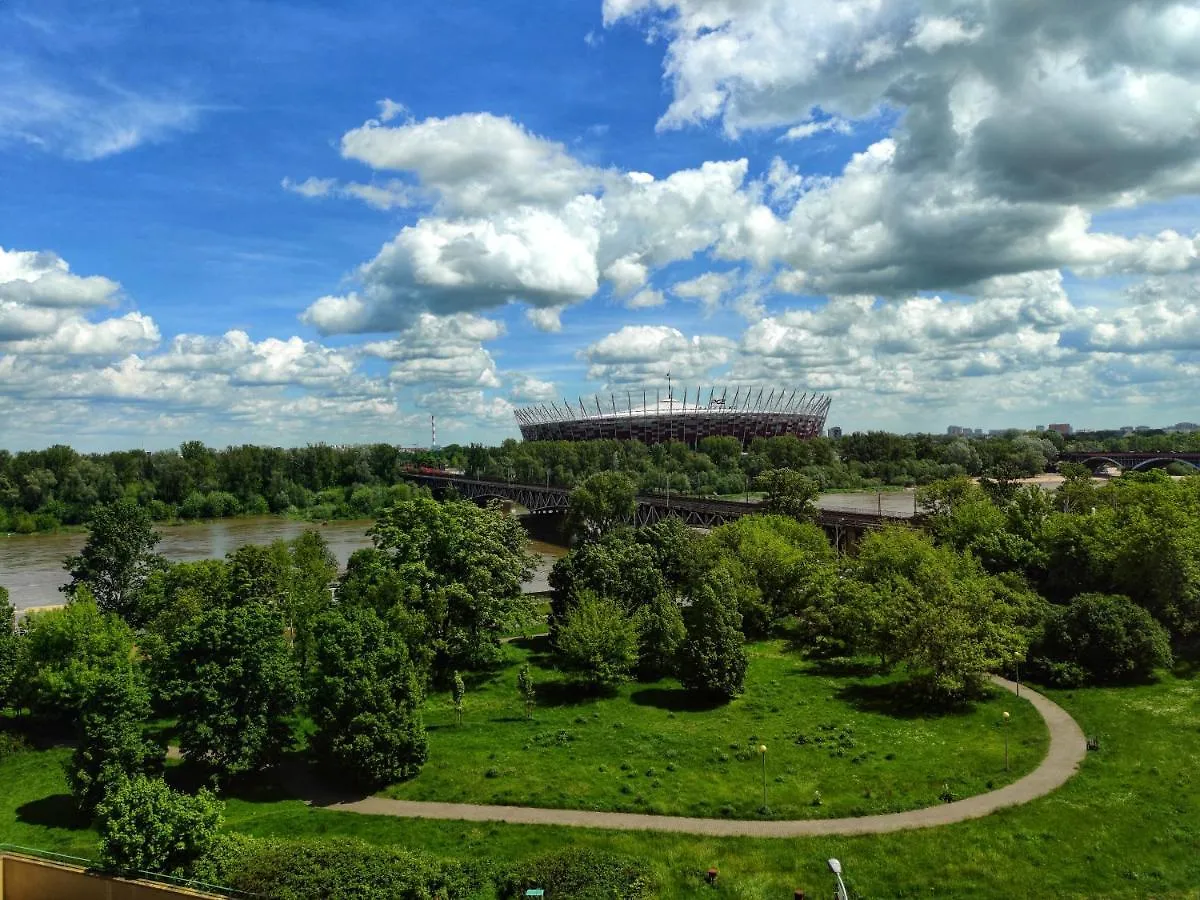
[500,847,653,900]
[555,592,639,691]
[97,776,222,876]
[204,836,489,899]
[1030,593,1173,685]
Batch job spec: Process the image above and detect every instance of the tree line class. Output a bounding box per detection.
[2,428,1078,534]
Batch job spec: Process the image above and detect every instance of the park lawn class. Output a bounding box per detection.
[382,640,1046,820]
[1,672,1196,897]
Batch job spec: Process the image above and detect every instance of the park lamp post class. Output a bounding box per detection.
[759,744,768,810]
[1003,711,1011,771]
[828,859,849,900]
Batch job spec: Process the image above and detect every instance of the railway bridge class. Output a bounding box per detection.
[401,473,913,546]
[1058,451,1200,473]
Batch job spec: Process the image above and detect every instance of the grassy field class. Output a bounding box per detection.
[385,639,1044,820]
[2,662,1196,897]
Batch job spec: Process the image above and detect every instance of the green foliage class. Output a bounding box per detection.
[632,593,685,680]
[162,599,300,780]
[555,592,639,691]
[0,587,18,710]
[814,529,1032,701]
[19,593,137,719]
[756,467,820,520]
[549,531,665,638]
[678,573,747,699]
[63,499,166,625]
[308,605,428,789]
[500,847,653,899]
[204,836,488,899]
[97,775,221,876]
[1030,593,1173,686]
[365,497,536,676]
[67,665,164,815]
[516,663,535,719]
[567,471,638,540]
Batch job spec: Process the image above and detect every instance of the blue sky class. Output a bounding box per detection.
[2,0,1199,450]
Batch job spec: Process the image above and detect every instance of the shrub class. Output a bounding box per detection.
[555,592,638,691]
[97,776,222,876]
[500,847,654,900]
[203,836,488,899]
[1029,593,1173,685]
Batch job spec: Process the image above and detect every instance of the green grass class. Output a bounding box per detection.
[386,640,1045,820]
[4,667,1197,897]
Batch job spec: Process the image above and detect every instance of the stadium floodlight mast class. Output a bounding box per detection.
[828,859,849,900]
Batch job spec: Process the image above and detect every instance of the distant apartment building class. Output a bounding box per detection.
[1048,423,1073,435]
[947,425,968,436]
[1036,425,1046,432]
[827,426,843,439]
[1168,422,1200,433]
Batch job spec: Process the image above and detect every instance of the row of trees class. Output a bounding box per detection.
[545,466,1190,704]
[2,428,1069,534]
[0,493,538,877]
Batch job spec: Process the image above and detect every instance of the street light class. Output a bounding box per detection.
[758,744,768,810]
[1002,711,1011,771]
[828,859,849,900]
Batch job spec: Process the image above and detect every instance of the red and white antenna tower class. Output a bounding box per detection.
[431,415,437,449]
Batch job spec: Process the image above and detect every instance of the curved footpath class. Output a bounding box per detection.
[311,676,1087,837]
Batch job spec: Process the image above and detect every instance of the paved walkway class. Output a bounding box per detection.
[309,676,1087,837]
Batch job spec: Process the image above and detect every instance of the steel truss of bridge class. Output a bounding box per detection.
[402,474,912,532]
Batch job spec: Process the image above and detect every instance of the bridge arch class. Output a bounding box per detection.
[1129,457,1200,472]
[1077,456,1125,472]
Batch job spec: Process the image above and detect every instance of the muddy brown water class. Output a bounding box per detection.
[0,516,566,611]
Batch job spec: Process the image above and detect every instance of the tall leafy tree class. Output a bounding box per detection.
[163,600,300,780]
[0,587,18,711]
[20,592,137,720]
[63,499,166,625]
[633,593,685,680]
[307,605,428,789]
[67,666,164,815]
[566,472,637,541]
[548,531,664,639]
[97,776,222,876]
[367,498,536,675]
[756,468,819,521]
[678,574,748,700]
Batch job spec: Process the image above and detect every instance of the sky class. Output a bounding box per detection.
[1,0,1199,451]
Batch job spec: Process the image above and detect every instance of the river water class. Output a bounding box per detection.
[0,517,566,611]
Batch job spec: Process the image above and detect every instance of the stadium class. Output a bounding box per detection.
[514,385,831,448]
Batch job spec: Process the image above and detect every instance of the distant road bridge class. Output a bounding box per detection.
[401,473,913,540]
[1058,451,1200,473]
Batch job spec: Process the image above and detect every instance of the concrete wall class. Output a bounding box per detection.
[0,854,222,900]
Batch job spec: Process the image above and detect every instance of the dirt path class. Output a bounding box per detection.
[307,676,1087,837]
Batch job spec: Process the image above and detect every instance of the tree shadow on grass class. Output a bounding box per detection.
[629,687,728,713]
[801,658,881,679]
[835,681,973,720]
[533,680,605,708]
[16,795,91,831]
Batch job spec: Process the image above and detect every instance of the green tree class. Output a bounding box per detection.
[97,776,222,876]
[1030,593,1173,686]
[307,605,427,789]
[517,664,536,720]
[566,472,637,541]
[0,588,18,710]
[20,593,137,720]
[67,666,164,815]
[555,592,638,692]
[756,468,819,520]
[678,574,747,700]
[549,532,665,639]
[452,672,466,725]
[63,499,166,625]
[163,600,300,780]
[632,593,685,680]
[368,498,536,676]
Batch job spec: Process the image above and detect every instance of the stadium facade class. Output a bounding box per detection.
[514,386,831,448]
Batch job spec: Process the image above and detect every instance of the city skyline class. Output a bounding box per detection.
[2,1,1199,451]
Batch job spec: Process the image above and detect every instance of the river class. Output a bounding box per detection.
[0,516,566,611]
